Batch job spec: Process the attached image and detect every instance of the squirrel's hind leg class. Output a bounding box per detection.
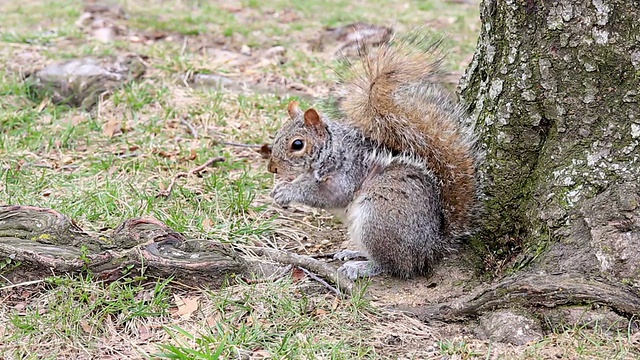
[344,161,444,279]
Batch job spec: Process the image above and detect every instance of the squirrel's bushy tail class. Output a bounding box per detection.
[336,30,479,237]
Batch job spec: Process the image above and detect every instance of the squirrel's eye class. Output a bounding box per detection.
[291,139,304,151]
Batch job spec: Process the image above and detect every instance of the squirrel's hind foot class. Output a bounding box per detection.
[339,260,383,280]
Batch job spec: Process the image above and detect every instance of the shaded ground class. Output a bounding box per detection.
[1,0,639,359]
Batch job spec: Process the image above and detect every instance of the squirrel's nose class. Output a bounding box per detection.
[267,160,278,174]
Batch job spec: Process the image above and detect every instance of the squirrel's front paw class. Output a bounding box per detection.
[270,182,292,207]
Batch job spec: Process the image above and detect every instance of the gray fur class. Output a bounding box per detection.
[270,117,374,210]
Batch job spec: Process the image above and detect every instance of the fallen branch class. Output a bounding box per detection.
[157,157,225,197]
[247,246,356,296]
[243,264,293,285]
[299,266,341,296]
[0,279,46,291]
[217,141,272,159]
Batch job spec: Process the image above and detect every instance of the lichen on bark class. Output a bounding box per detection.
[459,0,640,285]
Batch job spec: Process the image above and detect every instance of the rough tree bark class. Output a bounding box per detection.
[458,0,640,298]
[0,206,356,294]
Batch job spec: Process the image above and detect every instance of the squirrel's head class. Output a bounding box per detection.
[267,101,329,178]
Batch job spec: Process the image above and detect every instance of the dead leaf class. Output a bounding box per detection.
[36,97,50,112]
[107,165,118,177]
[259,144,272,159]
[70,113,87,125]
[142,30,169,41]
[315,308,329,316]
[134,289,154,302]
[61,155,74,164]
[312,22,393,54]
[274,9,299,23]
[202,217,214,231]
[156,150,176,158]
[220,4,242,12]
[251,349,271,359]
[103,119,122,137]
[206,312,222,327]
[173,294,200,319]
[291,267,306,282]
[187,148,197,161]
[331,296,340,311]
[80,319,93,334]
[138,323,151,341]
[245,315,255,326]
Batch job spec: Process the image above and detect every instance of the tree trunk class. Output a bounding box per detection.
[459,0,640,289]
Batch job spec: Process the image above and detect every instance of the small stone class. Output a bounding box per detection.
[263,46,286,58]
[75,12,94,28]
[27,55,145,110]
[192,74,235,89]
[240,44,251,56]
[475,310,543,345]
[93,27,116,43]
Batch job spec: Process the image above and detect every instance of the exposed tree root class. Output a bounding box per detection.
[2,205,639,317]
[0,205,245,287]
[396,273,640,323]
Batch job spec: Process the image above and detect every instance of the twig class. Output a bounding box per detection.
[21,163,53,169]
[219,141,263,149]
[248,246,355,296]
[299,266,340,296]
[3,42,48,50]
[157,157,225,197]
[0,279,46,291]
[243,264,293,285]
[116,153,141,159]
[311,252,340,260]
[181,118,199,139]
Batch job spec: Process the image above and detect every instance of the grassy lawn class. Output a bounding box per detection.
[1,0,638,359]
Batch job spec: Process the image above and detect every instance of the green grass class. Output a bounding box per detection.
[156,280,379,359]
[3,0,637,359]
[2,273,173,358]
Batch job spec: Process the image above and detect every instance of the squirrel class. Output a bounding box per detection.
[266,30,480,280]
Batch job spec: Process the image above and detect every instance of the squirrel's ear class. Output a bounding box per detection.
[287,101,303,120]
[303,108,327,135]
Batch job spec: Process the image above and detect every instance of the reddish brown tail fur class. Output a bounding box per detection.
[337,32,478,236]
